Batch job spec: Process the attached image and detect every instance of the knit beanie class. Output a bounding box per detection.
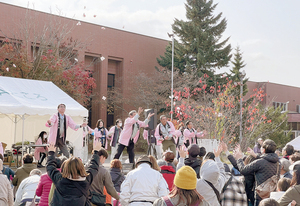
[174,166,197,190]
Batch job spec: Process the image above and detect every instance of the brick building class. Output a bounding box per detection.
[246,81,300,139]
[0,2,169,128]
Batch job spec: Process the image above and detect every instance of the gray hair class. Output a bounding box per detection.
[30,169,42,176]
[280,158,291,173]
[129,110,137,116]
[157,159,167,167]
[160,115,167,120]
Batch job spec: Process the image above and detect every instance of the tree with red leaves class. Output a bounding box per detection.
[0,9,95,107]
[169,75,289,149]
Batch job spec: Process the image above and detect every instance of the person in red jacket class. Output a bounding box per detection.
[157,159,176,191]
[35,156,67,206]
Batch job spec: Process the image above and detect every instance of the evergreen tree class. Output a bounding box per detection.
[157,0,231,77]
[229,46,248,96]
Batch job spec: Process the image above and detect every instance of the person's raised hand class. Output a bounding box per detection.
[47,120,52,126]
[214,142,223,158]
[178,145,187,158]
[223,142,228,152]
[233,144,243,160]
[47,143,56,152]
[291,200,297,206]
[93,141,102,151]
[147,113,155,119]
[138,107,143,115]
[247,147,257,158]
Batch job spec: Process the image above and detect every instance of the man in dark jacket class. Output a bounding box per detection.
[235,139,280,206]
[177,144,202,178]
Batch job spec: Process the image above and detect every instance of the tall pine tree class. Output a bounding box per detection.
[229,46,248,96]
[157,0,231,77]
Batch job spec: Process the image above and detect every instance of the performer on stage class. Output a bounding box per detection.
[107,119,123,161]
[183,121,205,148]
[34,131,48,168]
[46,104,86,158]
[155,115,176,155]
[143,126,162,159]
[94,119,109,149]
[82,117,93,163]
[114,107,154,163]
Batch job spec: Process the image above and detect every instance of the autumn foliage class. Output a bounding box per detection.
[0,38,96,107]
[168,74,287,149]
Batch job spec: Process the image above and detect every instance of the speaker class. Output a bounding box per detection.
[144,109,157,130]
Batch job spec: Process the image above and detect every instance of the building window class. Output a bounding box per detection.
[108,74,115,88]
[273,101,288,112]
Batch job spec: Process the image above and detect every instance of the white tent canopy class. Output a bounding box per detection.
[0,76,88,159]
[286,136,300,151]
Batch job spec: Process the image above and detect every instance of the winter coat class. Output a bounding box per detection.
[153,195,211,206]
[12,163,37,190]
[36,173,53,206]
[120,163,169,206]
[14,175,41,206]
[278,185,300,206]
[184,157,202,179]
[85,159,119,200]
[196,157,227,206]
[227,154,255,204]
[2,166,14,181]
[237,153,280,203]
[47,151,99,206]
[0,173,13,206]
[118,114,149,146]
[110,167,125,193]
[160,165,175,191]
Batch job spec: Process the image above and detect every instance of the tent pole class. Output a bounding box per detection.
[21,115,25,166]
[14,115,17,143]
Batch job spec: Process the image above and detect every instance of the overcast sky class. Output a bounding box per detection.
[2,0,299,87]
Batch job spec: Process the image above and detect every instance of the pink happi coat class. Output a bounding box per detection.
[183,128,204,144]
[34,137,47,161]
[94,127,109,149]
[46,113,79,145]
[154,121,176,146]
[118,116,148,146]
[107,126,123,146]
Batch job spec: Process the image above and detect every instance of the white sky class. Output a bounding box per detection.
[2,0,300,87]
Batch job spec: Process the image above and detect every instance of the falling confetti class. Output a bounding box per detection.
[94,15,96,17]
[84,6,86,9]
[100,56,105,61]
[13,64,16,67]
[83,13,86,17]
[130,60,133,63]
[6,67,9,71]
[74,58,78,62]
[122,26,125,29]
[102,96,106,100]
[101,27,105,30]
[76,21,81,26]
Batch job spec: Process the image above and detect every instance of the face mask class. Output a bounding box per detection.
[118,123,122,127]
[43,134,48,139]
